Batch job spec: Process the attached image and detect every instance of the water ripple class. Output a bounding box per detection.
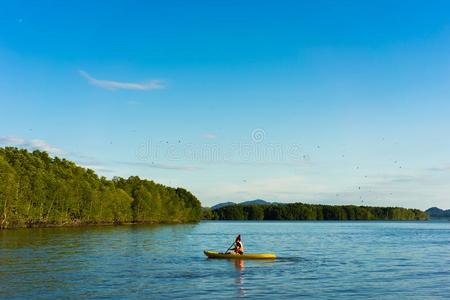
[1,221,449,299]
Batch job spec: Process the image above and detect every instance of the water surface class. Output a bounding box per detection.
[1,221,449,299]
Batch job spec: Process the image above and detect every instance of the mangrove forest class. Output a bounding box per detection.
[0,147,202,229]
[205,202,428,221]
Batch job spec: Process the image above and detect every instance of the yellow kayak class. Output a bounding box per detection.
[204,250,276,259]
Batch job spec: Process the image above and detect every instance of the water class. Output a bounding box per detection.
[1,221,449,299]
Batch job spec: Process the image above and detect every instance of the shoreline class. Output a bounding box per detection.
[3,219,444,230]
[0,220,200,230]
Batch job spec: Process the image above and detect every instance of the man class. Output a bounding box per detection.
[232,234,244,255]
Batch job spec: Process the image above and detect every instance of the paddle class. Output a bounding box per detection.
[225,241,236,254]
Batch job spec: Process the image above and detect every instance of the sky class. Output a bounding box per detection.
[1,0,450,209]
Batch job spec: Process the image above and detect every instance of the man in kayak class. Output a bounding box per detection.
[231,234,244,255]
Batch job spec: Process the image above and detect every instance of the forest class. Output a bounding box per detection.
[0,147,202,229]
[205,203,428,221]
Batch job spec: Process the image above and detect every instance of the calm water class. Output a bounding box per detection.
[1,221,449,299]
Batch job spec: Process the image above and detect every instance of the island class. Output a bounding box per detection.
[0,147,202,229]
[204,199,428,221]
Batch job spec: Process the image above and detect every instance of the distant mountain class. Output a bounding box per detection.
[241,199,273,206]
[426,207,450,219]
[211,202,236,210]
[211,199,274,210]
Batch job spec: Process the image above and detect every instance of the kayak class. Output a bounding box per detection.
[204,250,276,259]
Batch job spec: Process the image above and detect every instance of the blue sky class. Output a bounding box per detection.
[1,0,450,209]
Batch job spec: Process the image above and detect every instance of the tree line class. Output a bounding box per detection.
[0,147,202,229]
[204,203,428,221]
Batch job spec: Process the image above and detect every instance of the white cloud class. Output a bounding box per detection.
[116,161,200,171]
[29,140,63,154]
[78,164,115,174]
[200,168,450,209]
[0,136,63,155]
[79,70,165,91]
[426,166,450,172]
[0,136,25,145]
[204,175,332,202]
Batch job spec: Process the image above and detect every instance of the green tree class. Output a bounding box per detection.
[0,157,18,228]
[0,147,202,228]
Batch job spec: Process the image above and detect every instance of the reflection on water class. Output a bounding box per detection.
[233,259,245,297]
[1,221,450,299]
[234,259,245,271]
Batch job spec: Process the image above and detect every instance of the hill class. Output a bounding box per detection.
[426,207,450,219]
[211,202,236,210]
[211,199,273,210]
[0,147,202,229]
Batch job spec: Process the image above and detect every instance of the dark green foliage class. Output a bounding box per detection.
[0,147,202,228]
[210,202,428,221]
[202,207,215,220]
[217,205,246,220]
[245,205,265,220]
